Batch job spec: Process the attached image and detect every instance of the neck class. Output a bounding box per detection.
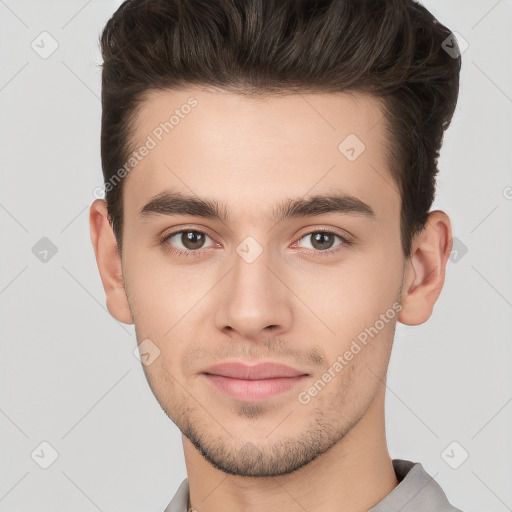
[182,385,398,512]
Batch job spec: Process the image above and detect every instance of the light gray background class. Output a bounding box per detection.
[1,1,511,511]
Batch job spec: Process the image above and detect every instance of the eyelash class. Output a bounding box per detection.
[159,227,352,258]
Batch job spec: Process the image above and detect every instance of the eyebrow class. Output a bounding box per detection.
[139,190,375,225]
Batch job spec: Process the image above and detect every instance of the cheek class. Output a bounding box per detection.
[298,252,402,367]
[122,240,203,327]
[303,252,401,327]
[123,250,217,374]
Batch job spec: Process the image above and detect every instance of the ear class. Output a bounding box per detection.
[89,199,134,325]
[397,210,453,325]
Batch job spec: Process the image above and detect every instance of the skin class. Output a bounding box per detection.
[90,86,452,512]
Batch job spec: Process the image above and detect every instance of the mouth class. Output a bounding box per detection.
[201,361,310,402]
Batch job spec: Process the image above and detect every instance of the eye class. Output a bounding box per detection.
[160,228,351,258]
[160,229,217,256]
[293,229,350,254]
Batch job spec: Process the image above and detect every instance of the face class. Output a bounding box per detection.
[114,87,406,476]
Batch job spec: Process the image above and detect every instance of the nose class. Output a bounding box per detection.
[214,242,294,342]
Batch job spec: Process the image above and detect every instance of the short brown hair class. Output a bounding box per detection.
[99,0,461,258]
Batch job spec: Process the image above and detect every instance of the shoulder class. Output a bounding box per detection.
[369,459,465,512]
[163,478,189,512]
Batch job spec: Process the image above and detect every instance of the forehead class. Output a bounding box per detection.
[123,86,399,226]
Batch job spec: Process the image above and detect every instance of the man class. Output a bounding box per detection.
[89,0,463,510]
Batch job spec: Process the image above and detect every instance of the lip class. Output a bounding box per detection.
[201,362,310,402]
[203,362,307,379]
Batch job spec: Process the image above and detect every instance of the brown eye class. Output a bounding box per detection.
[295,230,349,254]
[180,231,206,250]
[309,232,336,250]
[161,230,215,254]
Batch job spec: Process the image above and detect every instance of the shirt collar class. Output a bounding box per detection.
[164,459,462,512]
[369,459,462,511]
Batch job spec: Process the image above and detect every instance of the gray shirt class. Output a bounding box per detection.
[164,459,463,512]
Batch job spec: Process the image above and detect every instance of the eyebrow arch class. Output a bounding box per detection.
[139,190,375,225]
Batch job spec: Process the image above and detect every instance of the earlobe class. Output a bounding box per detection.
[89,199,134,325]
[397,210,453,326]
